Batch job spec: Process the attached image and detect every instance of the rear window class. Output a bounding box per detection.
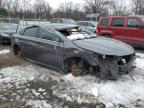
[111,18,125,27]
[78,22,87,26]
[0,23,17,30]
[127,18,141,28]
[24,27,38,37]
[99,18,109,26]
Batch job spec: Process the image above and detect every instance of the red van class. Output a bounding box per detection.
[97,15,144,46]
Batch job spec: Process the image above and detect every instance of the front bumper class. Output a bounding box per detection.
[98,54,136,79]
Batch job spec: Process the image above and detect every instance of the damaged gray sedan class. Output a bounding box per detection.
[11,24,135,80]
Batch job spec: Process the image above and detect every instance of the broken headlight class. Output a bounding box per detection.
[118,55,133,65]
[98,54,115,61]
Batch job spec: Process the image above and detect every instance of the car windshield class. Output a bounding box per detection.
[90,21,97,26]
[58,27,96,41]
[62,19,77,25]
[0,23,17,30]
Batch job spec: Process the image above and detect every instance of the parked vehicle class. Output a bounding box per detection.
[0,23,17,44]
[77,21,97,33]
[11,24,135,80]
[50,18,77,25]
[97,15,144,47]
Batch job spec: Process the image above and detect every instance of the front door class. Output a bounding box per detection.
[109,18,126,40]
[124,18,144,45]
[21,26,41,61]
[37,27,64,69]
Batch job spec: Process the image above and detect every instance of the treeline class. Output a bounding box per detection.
[0,0,144,21]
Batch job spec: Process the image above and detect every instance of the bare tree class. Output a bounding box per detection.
[53,1,86,20]
[56,1,74,18]
[131,0,144,15]
[0,0,3,7]
[11,0,20,17]
[111,0,131,15]
[84,0,112,15]
[33,0,52,20]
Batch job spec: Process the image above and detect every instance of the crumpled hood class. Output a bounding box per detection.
[74,37,135,56]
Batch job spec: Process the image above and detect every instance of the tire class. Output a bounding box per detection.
[17,50,22,58]
[70,60,88,77]
[13,46,22,58]
[96,65,118,80]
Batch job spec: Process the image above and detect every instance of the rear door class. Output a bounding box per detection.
[124,17,144,45]
[21,26,41,60]
[37,27,64,69]
[87,22,96,33]
[110,17,126,39]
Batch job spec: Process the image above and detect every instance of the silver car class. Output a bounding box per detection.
[77,21,97,33]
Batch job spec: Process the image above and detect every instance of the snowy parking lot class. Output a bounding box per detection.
[0,47,144,108]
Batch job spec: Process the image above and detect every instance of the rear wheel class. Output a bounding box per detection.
[13,45,22,58]
[17,50,22,58]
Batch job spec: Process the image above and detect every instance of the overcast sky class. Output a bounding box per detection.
[31,0,130,9]
[45,0,85,9]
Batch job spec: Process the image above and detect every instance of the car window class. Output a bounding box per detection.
[88,22,94,27]
[78,22,87,26]
[111,18,125,27]
[57,19,62,23]
[61,19,77,25]
[24,27,38,37]
[50,19,57,23]
[77,22,82,25]
[39,28,63,42]
[0,23,17,30]
[127,18,142,28]
[83,22,88,26]
[99,18,109,26]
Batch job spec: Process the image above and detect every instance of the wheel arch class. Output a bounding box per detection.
[13,44,20,55]
[63,55,98,68]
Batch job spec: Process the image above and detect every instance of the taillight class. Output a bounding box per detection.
[96,27,98,33]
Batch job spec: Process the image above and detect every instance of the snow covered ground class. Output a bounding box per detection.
[0,49,10,55]
[60,52,144,108]
[0,49,144,108]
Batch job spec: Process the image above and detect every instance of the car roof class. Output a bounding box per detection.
[78,21,96,23]
[100,15,144,18]
[51,18,74,20]
[77,21,97,25]
[0,23,17,25]
[31,23,79,30]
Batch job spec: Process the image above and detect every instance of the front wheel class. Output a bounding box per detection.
[70,61,88,77]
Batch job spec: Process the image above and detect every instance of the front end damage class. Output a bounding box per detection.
[97,53,136,80]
